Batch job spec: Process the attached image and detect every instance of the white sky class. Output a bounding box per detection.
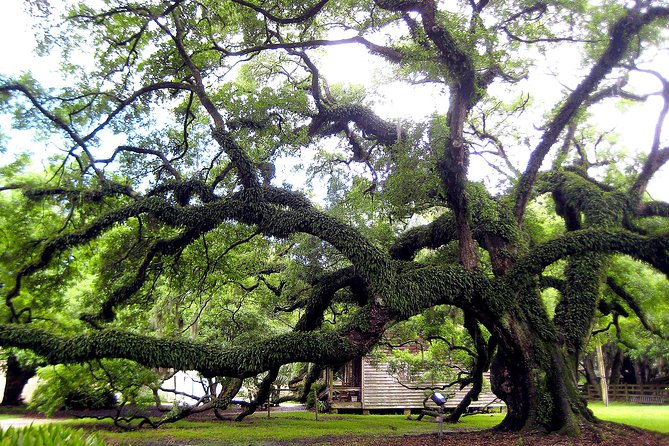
[0,1,667,201]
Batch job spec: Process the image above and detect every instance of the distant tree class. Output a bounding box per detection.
[0,351,39,406]
[1,0,668,435]
[584,256,669,385]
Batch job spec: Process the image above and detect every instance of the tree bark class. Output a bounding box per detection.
[447,314,492,423]
[488,314,594,434]
[1,354,37,406]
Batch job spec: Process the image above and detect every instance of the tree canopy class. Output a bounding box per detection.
[1,0,668,435]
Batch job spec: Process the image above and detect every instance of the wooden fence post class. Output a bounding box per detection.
[596,345,609,406]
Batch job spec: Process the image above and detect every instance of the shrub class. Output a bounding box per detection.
[305,382,327,410]
[0,424,107,446]
[62,388,117,411]
[30,360,159,416]
[30,364,117,415]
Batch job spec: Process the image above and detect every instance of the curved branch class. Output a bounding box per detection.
[629,69,669,198]
[0,83,105,180]
[88,228,201,323]
[287,48,325,111]
[235,367,279,421]
[294,267,365,331]
[631,147,669,199]
[6,186,392,317]
[508,229,669,280]
[82,82,198,146]
[513,6,669,222]
[309,104,401,146]
[390,195,518,272]
[220,36,402,62]
[157,11,260,189]
[539,275,565,292]
[95,145,181,180]
[390,212,457,260]
[21,183,136,202]
[606,277,667,340]
[4,197,166,321]
[636,200,669,217]
[231,0,330,25]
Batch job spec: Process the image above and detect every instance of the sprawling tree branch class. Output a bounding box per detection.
[508,229,669,280]
[606,277,667,340]
[309,104,402,146]
[390,212,457,260]
[0,325,355,378]
[514,6,669,222]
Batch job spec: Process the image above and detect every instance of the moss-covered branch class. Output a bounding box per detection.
[7,187,391,318]
[391,186,520,274]
[308,104,401,146]
[539,275,565,292]
[390,212,457,260]
[294,267,365,331]
[388,263,486,318]
[508,230,669,280]
[0,325,355,378]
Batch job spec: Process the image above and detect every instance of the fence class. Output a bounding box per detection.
[582,384,669,404]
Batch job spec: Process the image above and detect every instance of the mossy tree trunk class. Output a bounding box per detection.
[488,320,594,434]
[478,236,596,433]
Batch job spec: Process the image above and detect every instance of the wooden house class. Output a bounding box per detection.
[326,356,504,414]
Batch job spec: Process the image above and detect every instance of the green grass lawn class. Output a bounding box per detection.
[31,403,669,445]
[94,411,503,446]
[589,401,669,433]
[0,414,20,420]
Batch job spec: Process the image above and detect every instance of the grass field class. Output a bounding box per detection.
[95,411,503,446]
[93,404,669,445]
[589,402,669,433]
[3,403,667,445]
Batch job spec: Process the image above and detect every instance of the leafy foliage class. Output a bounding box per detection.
[0,424,107,446]
[30,361,158,416]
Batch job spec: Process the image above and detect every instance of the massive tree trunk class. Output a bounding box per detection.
[489,320,594,434]
[470,274,595,434]
[1,354,36,406]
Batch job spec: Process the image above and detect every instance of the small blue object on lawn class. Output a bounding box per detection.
[431,392,446,437]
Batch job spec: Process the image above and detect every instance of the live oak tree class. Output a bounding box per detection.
[1,0,668,434]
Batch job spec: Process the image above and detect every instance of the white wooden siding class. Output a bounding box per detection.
[342,358,503,410]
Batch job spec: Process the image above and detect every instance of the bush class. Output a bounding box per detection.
[30,360,159,416]
[0,424,107,446]
[305,382,327,410]
[62,388,117,411]
[30,364,117,415]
